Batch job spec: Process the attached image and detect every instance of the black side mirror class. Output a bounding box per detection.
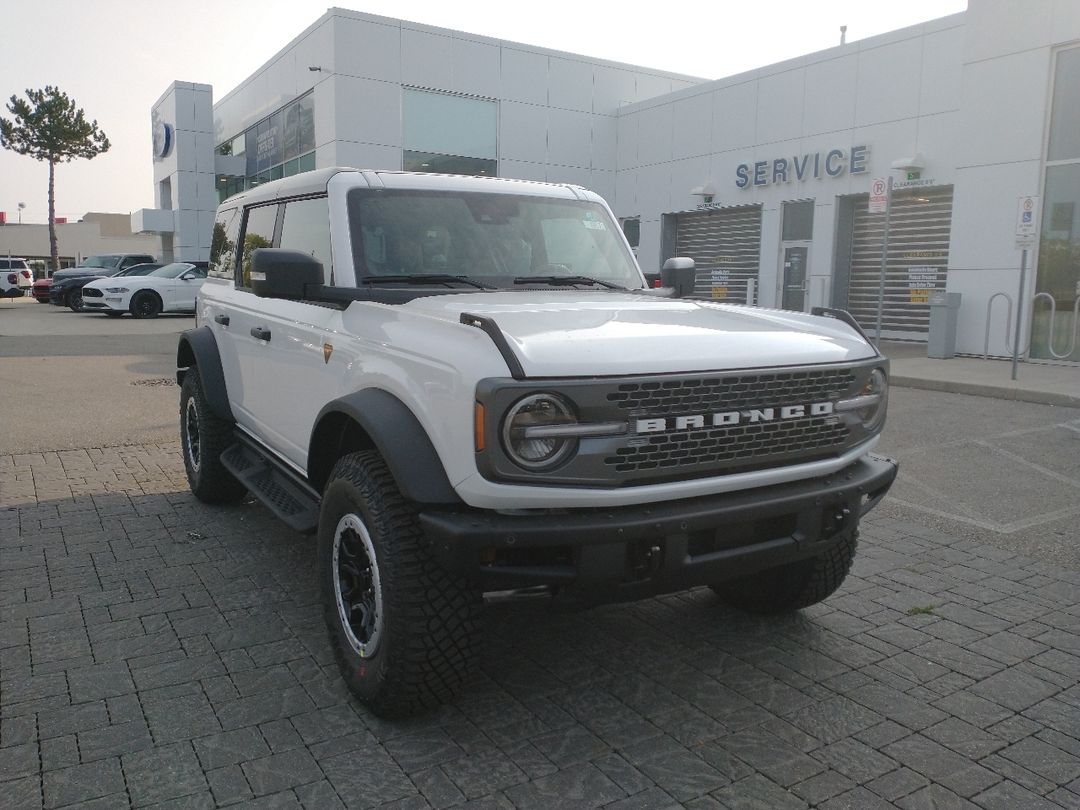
[661,257,697,298]
[251,249,324,299]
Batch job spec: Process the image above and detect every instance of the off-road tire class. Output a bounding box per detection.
[179,371,245,503]
[131,291,162,319]
[66,289,85,312]
[319,450,482,717]
[711,526,859,614]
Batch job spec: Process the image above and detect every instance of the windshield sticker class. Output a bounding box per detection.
[583,220,606,231]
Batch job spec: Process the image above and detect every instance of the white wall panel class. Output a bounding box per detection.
[334,17,401,83]
[547,108,592,168]
[499,159,548,182]
[956,49,1051,167]
[671,93,712,161]
[452,38,500,98]
[594,66,637,114]
[592,116,618,171]
[616,112,639,170]
[802,55,857,136]
[919,26,963,116]
[548,57,593,112]
[755,69,806,146]
[614,168,638,216]
[500,101,548,163]
[855,38,924,126]
[711,81,759,151]
[332,140,402,171]
[636,105,673,167]
[500,49,548,105]
[334,76,401,147]
[401,28,452,90]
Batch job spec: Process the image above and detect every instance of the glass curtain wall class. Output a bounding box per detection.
[1033,47,1080,361]
[402,89,497,177]
[215,92,316,202]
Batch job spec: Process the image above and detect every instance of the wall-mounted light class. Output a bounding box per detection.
[691,182,716,205]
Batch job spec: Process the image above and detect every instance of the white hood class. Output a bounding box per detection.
[404,292,878,377]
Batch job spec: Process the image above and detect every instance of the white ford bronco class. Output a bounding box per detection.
[178,168,897,717]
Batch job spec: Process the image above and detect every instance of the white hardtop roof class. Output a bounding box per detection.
[219,168,604,209]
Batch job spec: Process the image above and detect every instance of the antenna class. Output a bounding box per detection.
[840,25,847,45]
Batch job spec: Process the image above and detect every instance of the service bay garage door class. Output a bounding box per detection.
[675,205,763,303]
[846,185,954,337]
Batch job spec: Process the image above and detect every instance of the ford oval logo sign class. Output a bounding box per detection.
[152,121,173,160]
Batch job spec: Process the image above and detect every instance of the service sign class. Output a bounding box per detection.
[1015,195,1040,249]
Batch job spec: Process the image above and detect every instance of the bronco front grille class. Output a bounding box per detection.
[602,369,856,476]
[605,415,849,474]
[606,368,856,413]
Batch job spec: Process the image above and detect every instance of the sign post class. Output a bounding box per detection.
[873,176,893,345]
[1012,195,1040,380]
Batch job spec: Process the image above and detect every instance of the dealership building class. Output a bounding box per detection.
[136,0,1080,362]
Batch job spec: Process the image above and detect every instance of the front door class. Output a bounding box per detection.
[781,244,810,311]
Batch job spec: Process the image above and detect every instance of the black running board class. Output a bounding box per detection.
[221,439,321,534]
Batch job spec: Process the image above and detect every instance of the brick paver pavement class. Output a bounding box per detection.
[2,443,1078,809]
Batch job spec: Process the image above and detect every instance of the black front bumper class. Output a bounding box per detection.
[420,454,897,600]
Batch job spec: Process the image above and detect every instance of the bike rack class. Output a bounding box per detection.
[1032,292,1080,360]
[983,292,1029,359]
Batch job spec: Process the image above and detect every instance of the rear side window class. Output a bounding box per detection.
[239,204,279,287]
[279,197,333,284]
[209,208,240,280]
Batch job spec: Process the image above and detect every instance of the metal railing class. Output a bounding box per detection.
[984,292,1029,359]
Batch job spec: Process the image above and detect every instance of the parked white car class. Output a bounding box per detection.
[1,257,33,296]
[82,261,208,317]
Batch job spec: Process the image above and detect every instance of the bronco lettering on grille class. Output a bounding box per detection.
[635,402,834,434]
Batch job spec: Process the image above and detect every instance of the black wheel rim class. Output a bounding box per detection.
[136,296,156,316]
[72,292,82,310]
[184,396,201,472]
[333,513,383,657]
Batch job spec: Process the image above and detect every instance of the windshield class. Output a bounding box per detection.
[347,190,643,289]
[149,263,195,278]
[80,255,121,269]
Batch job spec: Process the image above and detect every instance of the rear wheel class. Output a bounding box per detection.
[179,371,245,503]
[131,291,162,319]
[319,450,482,717]
[711,526,859,614]
[66,289,85,312]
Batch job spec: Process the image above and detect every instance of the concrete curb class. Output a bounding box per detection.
[891,374,1080,408]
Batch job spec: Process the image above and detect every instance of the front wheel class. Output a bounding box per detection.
[130,291,162,319]
[179,371,245,503]
[67,289,85,312]
[319,450,482,717]
[711,526,859,614]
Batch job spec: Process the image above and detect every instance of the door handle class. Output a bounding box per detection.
[250,326,271,341]
[214,314,230,326]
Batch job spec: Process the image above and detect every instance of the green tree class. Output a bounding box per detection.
[0,86,111,271]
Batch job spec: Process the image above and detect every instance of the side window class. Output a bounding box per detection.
[209,208,240,280]
[279,197,333,284]
[239,204,279,288]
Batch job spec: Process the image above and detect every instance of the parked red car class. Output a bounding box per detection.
[32,277,52,303]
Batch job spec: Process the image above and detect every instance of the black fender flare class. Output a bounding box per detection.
[310,389,460,504]
[176,326,234,422]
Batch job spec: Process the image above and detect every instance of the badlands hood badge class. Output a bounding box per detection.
[323,343,333,364]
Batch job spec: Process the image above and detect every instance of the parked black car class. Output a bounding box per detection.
[51,263,164,311]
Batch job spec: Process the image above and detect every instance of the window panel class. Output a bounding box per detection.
[403,89,497,160]
[279,197,333,284]
[239,204,278,287]
[298,151,316,173]
[283,100,300,162]
[1048,47,1080,162]
[298,95,316,155]
[782,200,815,241]
[403,150,496,177]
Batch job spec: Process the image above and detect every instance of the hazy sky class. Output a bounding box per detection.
[1,0,966,222]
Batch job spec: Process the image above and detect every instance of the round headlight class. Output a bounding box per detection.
[501,393,577,470]
[857,367,889,430]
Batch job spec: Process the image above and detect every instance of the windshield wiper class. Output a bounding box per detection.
[363,274,493,290]
[513,275,624,290]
